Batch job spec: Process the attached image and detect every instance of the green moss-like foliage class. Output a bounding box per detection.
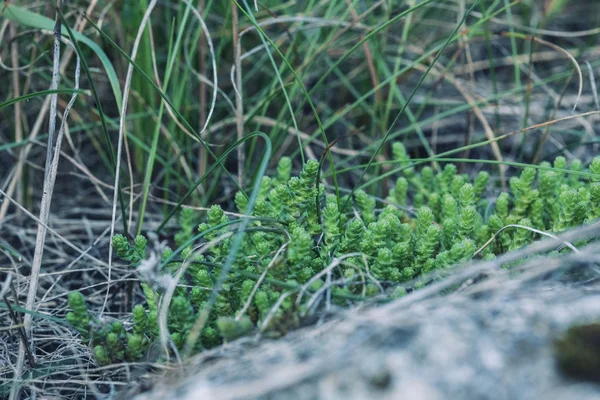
[112,234,147,265]
[216,316,254,341]
[553,322,600,382]
[65,292,91,339]
[68,150,600,365]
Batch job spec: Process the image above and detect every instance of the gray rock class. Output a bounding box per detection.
[131,238,600,400]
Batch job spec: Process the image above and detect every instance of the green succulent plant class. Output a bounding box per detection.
[66,150,600,365]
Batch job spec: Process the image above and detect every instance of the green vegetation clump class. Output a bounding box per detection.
[553,322,600,382]
[68,147,600,365]
[66,292,152,365]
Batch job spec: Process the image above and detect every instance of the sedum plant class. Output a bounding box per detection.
[67,147,600,365]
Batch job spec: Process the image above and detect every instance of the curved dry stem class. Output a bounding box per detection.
[409,58,506,186]
[0,188,108,267]
[474,224,581,258]
[296,253,361,306]
[13,15,83,400]
[181,0,218,135]
[0,1,98,223]
[259,291,293,333]
[503,33,583,112]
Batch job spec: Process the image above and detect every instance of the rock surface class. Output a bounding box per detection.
[129,240,600,400]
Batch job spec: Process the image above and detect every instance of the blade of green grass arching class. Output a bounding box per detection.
[160,131,272,356]
[183,130,272,355]
[1,2,122,109]
[82,15,246,200]
[304,0,435,100]
[242,0,305,165]
[57,7,129,235]
[480,0,501,131]
[502,0,521,88]
[382,4,414,135]
[138,3,193,236]
[284,0,522,160]
[137,23,175,236]
[0,89,87,109]
[0,134,47,154]
[0,301,71,327]
[159,218,245,269]
[377,60,436,165]
[232,1,342,212]
[156,131,272,233]
[346,1,481,201]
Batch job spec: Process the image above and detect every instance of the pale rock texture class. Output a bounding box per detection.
[129,241,600,400]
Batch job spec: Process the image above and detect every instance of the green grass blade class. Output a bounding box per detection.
[185,130,272,352]
[137,17,180,236]
[156,131,273,233]
[1,2,123,109]
[305,0,435,98]
[241,0,305,164]
[233,0,341,212]
[0,89,87,109]
[81,13,245,198]
[348,0,482,200]
[57,6,129,234]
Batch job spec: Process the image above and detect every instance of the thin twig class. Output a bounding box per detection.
[104,0,159,316]
[0,188,108,266]
[198,0,207,179]
[296,253,361,306]
[502,33,583,112]
[235,241,290,321]
[345,0,380,103]
[473,224,581,258]
[9,22,23,214]
[0,0,99,223]
[587,60,600,110]
[12,5,63,399]
[232,1,244,186]
[3,291,36,368]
